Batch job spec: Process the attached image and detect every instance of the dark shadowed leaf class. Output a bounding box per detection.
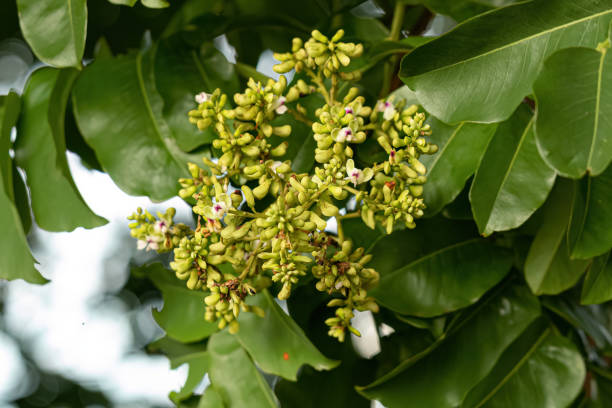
[525,180,590,295]
[462,319,585,408]
[155,36,240,152]
[582,252,612,304]
[568,165,612,259]
[358,284,541,408]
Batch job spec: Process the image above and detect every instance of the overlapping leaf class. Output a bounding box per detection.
[534,28,612,178]
[15,68,107,231]
[208,331,279,408]
[134,263,217,342]
[400,0,612,123]
[0,92,46,284]
[369,217,511,317]
[235,290,338,381]
[525,180,590,295]
[421,117,497,216]
[358,284,541,408]
[582,252,612,304]
[470,105,555,236]
[567,165,612,259]
[72,49,198,201]
[16,0,87,68]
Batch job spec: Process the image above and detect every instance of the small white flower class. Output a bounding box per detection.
[138,235,162,251]
[377,100,396,121]
[272,96,288,115]
[195,92,211,104]
[270,161,283,174]
[154,220,169,234]
[204,195,231,220]
[335,126,354,143]
[345,159,373,186]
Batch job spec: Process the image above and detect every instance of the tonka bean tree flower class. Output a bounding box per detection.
[127,29,437,341]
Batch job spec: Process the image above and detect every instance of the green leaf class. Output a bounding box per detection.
[0,92,20,198]
[170,351,210,404]
[399,0,612,123]
[107,0,169,8]
[401,0,519,22]
[15,68,107,231]
[0,92,46,285]
[524,179,591,295]
[155,36,240,152]
[462,320,585,408]
[72,50,195,201]
[134,263,217,342]
[542,296,612,351]
[12,163,32,234]
[567,165,612,259]
[534,36,612,178]
[16,0,87,68]
[234,290,338,381]
[358,283,541,408]
[582,252,612,304]
[208,331,279,408]
[421,117,497,216]
[370,237,512,317]
[469,105,555,236]
[198,387,225,408]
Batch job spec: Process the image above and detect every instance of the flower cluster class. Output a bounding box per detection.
[128,29,437,341]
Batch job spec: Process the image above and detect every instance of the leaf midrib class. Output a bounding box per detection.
[473,328,551,408]
[410,7,612,77]
[482,117,534,232]
[135,52,186,172]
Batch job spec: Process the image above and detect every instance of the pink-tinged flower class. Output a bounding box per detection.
[272,96,288,114]
[344,107,353,115]
[137,235,162,251]
[154,220,169,234]
[195,92,211,104]
[345,159,373,186]
[389,149,397,164]
[377,100,396,121]
[335,127,353,143]
[203,195,231,220]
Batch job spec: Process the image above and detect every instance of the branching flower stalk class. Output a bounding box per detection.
[127,29,438,342]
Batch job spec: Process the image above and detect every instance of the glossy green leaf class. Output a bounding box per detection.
[525,180,590,295]
[371,237,512,317]
[16,0,87,68]
[15,68,107,231]
[208,331,278,408]
[400,0,612,123]
[470,105,555,236]
[582,252,612,304]
[155,37,240,152]
[234,290,338,381]
[462,321,585,408]
[0,92,46,284]
[72,50,195,201]
[567,165,612,259]
[421,117,497,216]
[401,0,518,22]
[134,263,217,342]
[358,284,541,408]
[534,38,612,178]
